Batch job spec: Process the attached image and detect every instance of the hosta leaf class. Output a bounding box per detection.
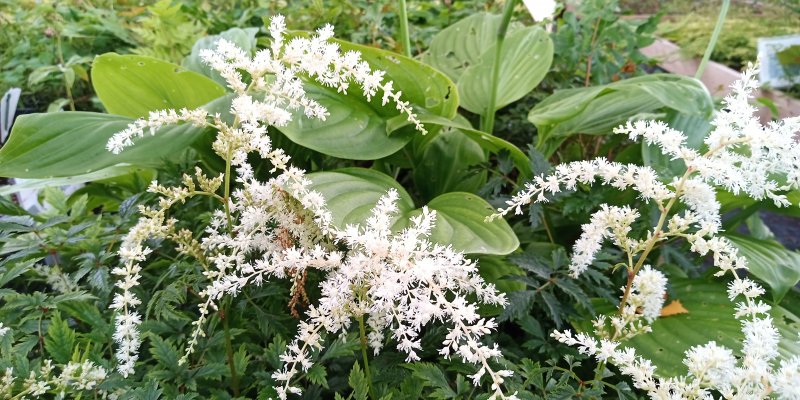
[530,74,713,156]
[422,12,521,82]
[412,128,487,202]
[92,53,225,118]
[725,233,800,302]
[577,278,800,377]
[277,36,457,159]
[458,26,553,115]
[0,165,148,196]
[307,168,518,255]
[410,192,519,255]
[306,168,415,228]
[277,82,415,160]
[0,112,204,178]
[390,112,533,178]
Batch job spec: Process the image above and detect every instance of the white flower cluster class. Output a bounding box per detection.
[108,15,513,399]
[0,360,108,398]
[106,14,426,156]
[501,65,800,398]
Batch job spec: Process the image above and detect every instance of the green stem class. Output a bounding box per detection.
[222,300,240,396]
[358,314,376,400]
[55,34,76,112]
[397,0,412,57]
[480,0,517,133]
[223,147,233,233]
[695,0,730,79]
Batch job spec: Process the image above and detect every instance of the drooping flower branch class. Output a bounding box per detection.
[495,65,800,398]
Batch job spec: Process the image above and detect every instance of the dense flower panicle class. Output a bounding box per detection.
[570,204,640,276]
[628,265,667,322]
[106,15,516,399]
[544,65,800,399]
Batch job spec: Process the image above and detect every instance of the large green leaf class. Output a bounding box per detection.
[422,13,552,116]
[417,192,519,255]
[0,165,147,195]
[307,168,518,255]
[642,111,711,179]
[92,53,225,118]
[422,12,521,82]
[0,112,203,178]
[276,37,458,160]
[578,278,800,377]
[183,27,259,88]
[725,233,800,302]
[277,82,415,160]
[531,74,713,157]
[306,168,415,228]
[390,112,533,179]
[412,128,487,202]
[458,26,553,115]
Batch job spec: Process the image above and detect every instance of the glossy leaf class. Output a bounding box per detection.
[277,82,415,160]
[307,168,517,255]
[579,278,800,377]
[725,233,800,302]
[92,53,225,118]
[410,192,519,255]
[413,128,487,202]
[390,112,533,178]
[0,112,204,178]
[422,12,521,82]
[531,74,713,156]
[306,168,415,228]
[458,26,553,115]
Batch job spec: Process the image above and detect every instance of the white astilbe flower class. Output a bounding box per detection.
[106,15,516,399]
[542,65,800,399]
[193,190,514,399]
[571,204,640,276]
[5,360,108,398]
[627,265,667,322]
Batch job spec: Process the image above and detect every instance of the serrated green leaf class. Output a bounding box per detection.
[307,364,329,389]
[348,362,369,400]
[149,335,180,371]
[403,362,457,399]
[44,313,75,364]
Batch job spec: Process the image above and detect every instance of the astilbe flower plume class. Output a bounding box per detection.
[107,15,516,399]
[498,64,800,399]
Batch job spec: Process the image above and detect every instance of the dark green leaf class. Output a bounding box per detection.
[44,313,75,364]
[348,362,370,400]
